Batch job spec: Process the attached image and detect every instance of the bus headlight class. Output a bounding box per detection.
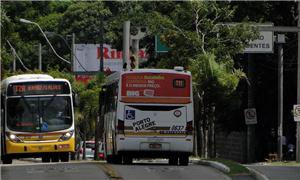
[6,133,23,143]
[59,131,73,141]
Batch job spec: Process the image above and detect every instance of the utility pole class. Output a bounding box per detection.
[71,33,75,72]
[95,15,104,161]
[123,21,130,70]
[296,1,300,163]
[12,49,16,72]
[247,54,255,163]
[99,17,104,72]
[38,43,42,71]
[277,34,285,161]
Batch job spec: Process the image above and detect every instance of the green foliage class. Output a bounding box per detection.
[47,68,75,83]
[59,1,111,43]
[190,53,245,98]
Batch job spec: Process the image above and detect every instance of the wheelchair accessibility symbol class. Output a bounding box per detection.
[125,110,135,120]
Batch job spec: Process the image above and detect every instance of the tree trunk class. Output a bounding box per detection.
[208,105,216,158]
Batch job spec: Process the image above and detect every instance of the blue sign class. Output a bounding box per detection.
[125,110,135,120]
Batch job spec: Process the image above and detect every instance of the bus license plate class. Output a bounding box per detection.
[149,143,161,149]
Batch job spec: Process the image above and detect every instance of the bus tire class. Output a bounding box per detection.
[179,155,189,166]
[2,157,12,164]
[60,152,69,162]
[123,156,132,164]
[42,155,50,163]
[168,156,178,165]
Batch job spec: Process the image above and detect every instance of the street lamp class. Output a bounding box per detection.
[19,18,70,64]
[44,31,87,72]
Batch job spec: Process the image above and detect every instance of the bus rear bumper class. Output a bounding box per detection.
[116,136,193,156]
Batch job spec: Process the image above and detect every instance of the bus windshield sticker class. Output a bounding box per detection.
[125,110,135,120]
[132,118,156,132]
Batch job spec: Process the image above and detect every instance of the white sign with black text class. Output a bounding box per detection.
[244,31,274,53]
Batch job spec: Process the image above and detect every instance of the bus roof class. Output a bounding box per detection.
[122,68,191,75]
[105,68,191,86]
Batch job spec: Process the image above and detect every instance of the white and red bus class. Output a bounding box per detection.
[102,67,194,165]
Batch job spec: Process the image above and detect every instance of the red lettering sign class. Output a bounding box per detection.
[97,47,146,60]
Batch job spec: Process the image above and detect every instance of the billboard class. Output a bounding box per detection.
[73,44,148,73]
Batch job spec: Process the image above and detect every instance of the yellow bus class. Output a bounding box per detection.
[1,74,75,164]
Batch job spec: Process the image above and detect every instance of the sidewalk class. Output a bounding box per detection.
[194,158,262,180]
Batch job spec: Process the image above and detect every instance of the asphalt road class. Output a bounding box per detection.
[248,165,300,180]
[111,159,230,180]
[1,162,109,180]
[1,159,230,180]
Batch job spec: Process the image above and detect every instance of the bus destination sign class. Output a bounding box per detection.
[7,82,70,96]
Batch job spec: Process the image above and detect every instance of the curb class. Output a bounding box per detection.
[246,167,270,180]
[198,160,230,174]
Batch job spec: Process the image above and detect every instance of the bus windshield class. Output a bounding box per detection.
[7,96,72,132]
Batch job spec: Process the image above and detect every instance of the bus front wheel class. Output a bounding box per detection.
[2,157,12,164]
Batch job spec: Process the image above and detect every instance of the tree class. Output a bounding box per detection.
[58,1,111,44]
[133,1,257,158]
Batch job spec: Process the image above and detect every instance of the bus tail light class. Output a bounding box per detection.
[117,120,124,134]
[186,121,193,135]
[6,133,23,143]
[59,131,73,141]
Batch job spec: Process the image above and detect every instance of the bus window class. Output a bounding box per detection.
[6,96,72,132]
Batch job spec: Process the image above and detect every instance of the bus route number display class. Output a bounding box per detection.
[8,82,70,96]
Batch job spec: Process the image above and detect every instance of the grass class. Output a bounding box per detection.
[207,158,250,175]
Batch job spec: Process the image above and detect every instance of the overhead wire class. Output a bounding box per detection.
[6,40,30,71]
[50,34,88,72]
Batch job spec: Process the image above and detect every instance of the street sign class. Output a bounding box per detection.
[293,104,300,122]
[155,35,169,53]
[244,108,257,125]
[243,30,274,53]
